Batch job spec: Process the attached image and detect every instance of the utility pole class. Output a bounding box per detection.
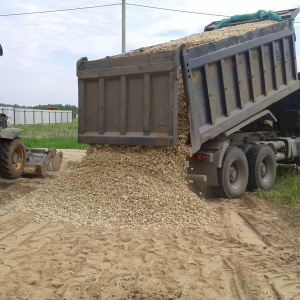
[122,0,126,53]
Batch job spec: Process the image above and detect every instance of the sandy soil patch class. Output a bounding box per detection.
[0,149,299,300]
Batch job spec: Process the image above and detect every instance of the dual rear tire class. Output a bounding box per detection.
[246,144,276,192]
[217,144,276,199]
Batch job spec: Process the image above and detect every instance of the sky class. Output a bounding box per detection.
[0,1,299,107]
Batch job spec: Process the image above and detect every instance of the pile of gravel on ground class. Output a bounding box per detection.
[13,20,278,230]
[14,144,219,230]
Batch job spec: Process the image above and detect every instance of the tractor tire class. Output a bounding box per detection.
[217,146,249,199]
[246,144,276,191]
[0,138,26,179]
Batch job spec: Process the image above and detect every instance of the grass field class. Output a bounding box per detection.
[15,119,89,150]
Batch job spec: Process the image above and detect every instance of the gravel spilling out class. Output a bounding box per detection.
[13,20,277,229]
[15,144,219,229]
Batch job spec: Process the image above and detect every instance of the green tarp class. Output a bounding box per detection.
[215,10,293,29]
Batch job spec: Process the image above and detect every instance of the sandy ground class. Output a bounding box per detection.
[0,150,300,300]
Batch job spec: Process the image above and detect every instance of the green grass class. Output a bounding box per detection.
[255,165,300,229]
[11,119,89,150]
[255,166,300,206]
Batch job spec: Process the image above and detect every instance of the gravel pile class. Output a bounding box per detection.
[14,20,277,230]
[15,144,218,229]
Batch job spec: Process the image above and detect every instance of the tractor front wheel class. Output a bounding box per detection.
[0,138,26,179]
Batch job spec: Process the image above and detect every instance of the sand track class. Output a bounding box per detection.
[0,150,299,300]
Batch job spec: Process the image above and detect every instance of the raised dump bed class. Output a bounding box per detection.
[181,20,299,153]
[77,11,299,154]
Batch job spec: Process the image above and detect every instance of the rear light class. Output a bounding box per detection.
[192,153,207,161]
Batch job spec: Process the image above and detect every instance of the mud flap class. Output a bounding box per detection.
[23,148,63,178]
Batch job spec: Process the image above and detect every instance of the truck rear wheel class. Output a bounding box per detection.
[238,144,252,154]
[0,138,26,179]
[217,146,248,199]
[246,144,276,191]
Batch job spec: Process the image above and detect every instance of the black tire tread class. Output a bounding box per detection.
[246,144,276,191]
[238,144,252,154]
[217,146,248,199]
[0,138,26,179]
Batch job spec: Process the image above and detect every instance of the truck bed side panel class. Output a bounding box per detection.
[182,22,299,154]
[77,47,181,146]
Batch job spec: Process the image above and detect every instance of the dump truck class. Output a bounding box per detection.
[0,46,63,179]
[76,8,300,199]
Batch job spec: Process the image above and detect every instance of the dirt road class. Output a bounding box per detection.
[0,150,299,300]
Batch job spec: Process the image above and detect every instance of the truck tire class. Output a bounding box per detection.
[246,144,276,191]
[217,146,248,199]
[238,144,252,154]
[0,138,26,179]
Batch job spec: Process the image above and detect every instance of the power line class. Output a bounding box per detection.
[127,3,230,17]
[0,3,298,23]
[0,3,121,17]
[127,3,300,23]
[0,3,229,18]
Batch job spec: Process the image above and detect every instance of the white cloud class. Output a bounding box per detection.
[0,0,299,106]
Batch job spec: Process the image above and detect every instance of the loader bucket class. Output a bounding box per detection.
[23,148,63,178]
